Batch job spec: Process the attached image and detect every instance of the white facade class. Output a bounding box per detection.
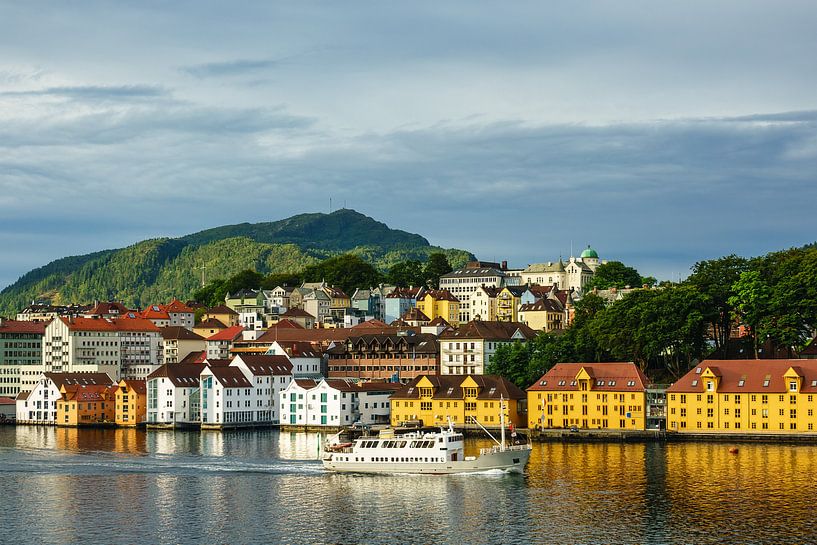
[39,318,121,381]
[439,266,518,323]
[280,379,358,427]
[230,355,294,425]
[199,366,258,427]
[358,388,398,425]
[266,341,322,378]
[16,377,60,423]
[119,329,162,380]
[146,374,200,425]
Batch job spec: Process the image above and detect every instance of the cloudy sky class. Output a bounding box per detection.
[1,1,816,289]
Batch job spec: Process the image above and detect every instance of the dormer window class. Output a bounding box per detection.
[570,380,577,386]
[790,382,798,392]
[596,380,604,386]
[706,382,714,392]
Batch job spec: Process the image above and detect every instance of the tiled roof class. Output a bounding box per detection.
[421,289,459,302]
[112,317,162,332]
[207,325,245,341]
[427,316,451,327]
[667,359,817,394]
[401,308,430,323]
[165,299,195,314]
[294,378,319,389]
[147,363,203,386]
[519,299,563,313]
[62,383,117,402]
[208,366,252,388]
[440,321,537,341]
[161,327,205,341]
[60,316,118,331]
[0,396,16,405]
[44,372,114,389]
[527,363,648,392]
[352,319,389,329]
[118,379,147,395]
[141,305,170,320]
[197,318,228,329]
[391,375,526,400]
[88,302,131,316]
[281,308,315,319]
[0,319,47,335]
[207,305,238,316]
[274,341,321,358]
[272,319,306,329]
[236,355,293,376]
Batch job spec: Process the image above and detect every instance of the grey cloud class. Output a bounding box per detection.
[0,84,168,100]
[181,58,283,78]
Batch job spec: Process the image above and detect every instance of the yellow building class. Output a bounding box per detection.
[496,286,526,322]
[518,299,565,332]
[57,384,117,426]
[415,290,460,327]
[667,359,817,433]
[390,374,526,429]
[204,305,239,327]
[322,286,351,310]
[116,379,147,427]
[527,362,648,430]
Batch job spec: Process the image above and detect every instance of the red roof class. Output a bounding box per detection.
[352,319,389,329]
[207,325,245,341]
[141,305,170,320]
[281,308,315,319]
[112,317,161,332]
[165,299,194,314]
[118,379,147,395]
[272,319,306,329]
[667,359,817,394]
[527,362,648,392]
[0,319,47,335]
[60,316,118,331]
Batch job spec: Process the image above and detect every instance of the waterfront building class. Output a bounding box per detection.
[439,321,537,375]
[230,354,294,425]
[145,363,202,427]
[0,319,46,396]
[389,374,526,429]
[39,317,122,381]
[415,289,460,327]
[160,327,206,365]
[16,372,113,425]
[357,382,402,425]
[278,378,317,426]
[206,325,245,360]
[56,382,117,426]
[667,359,817,433]
[326,333,439,382]
[526,362,648,430]
[116,379,147,427]
[199,364,255,428]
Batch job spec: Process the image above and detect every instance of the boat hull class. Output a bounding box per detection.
[322,446,531,475]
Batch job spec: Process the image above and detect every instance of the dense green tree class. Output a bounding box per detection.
[423,253,452,288]
[685,255,749,350]
[485,341,535,389]
[585,261,643,290]
[301,254,383,295]
[728,270,771,358]
[260,273,302,290]
[386,260,425,287]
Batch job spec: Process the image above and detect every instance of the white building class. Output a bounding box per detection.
[163,299,196,329]
[230,354,294,425]
[206,325,245,360]
[439,321,537,375]
[16,372,113,424]
[265,341,322,378]
[39,317,122,381]
[281,378,366,428]
[520,247,605,293]
[357,383,401,425]
[146,363,202,427]
[117,315,163,380]
[160,327,206,365]
[439,261,520,323]
[199,364,255,428]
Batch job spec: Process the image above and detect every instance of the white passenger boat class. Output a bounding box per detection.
[322,400,532,474]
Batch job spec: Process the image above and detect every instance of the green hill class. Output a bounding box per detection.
[0,209,473,314]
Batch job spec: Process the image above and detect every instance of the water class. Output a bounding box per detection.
[1,427,816,544]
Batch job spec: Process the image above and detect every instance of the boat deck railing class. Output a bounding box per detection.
[479,443,532,456]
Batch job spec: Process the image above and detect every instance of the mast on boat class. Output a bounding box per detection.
[500,395,506,452]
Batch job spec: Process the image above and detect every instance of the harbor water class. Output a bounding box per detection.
[1,426,816,544]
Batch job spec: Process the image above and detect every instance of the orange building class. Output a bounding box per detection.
[116,379,147,426]
[57,383,117,426]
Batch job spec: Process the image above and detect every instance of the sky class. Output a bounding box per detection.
[1,1,816,289]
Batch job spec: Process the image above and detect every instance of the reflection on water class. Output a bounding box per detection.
[1,427,817,544]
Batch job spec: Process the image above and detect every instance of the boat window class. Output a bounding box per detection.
[398,441,407,448]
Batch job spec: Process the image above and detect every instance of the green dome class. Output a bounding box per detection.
[580,245,598,259]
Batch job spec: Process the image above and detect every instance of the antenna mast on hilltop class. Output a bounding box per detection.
[196,264,207,287]
[330,197,332,213]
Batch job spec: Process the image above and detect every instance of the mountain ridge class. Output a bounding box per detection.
[0,209,473,315]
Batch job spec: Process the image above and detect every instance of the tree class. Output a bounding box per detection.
[301,254,384,295]
[685,255,749,351]
[485,341,535,388]
[260,273,302,290]
[728,270,771,358]
[386,260,425,287]
[586,261,643,290]
[423,253,452,288]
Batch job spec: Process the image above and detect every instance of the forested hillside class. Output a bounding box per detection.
[0,210,473,314]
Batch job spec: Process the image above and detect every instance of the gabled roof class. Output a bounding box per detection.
[43,372,114,389]
[0,319,47,335]
[293,378,319,389]
[165,299,195,314]
[401,308,430,323]
[161,327,205,341]
[527,363,648,392]
[147,363,203,386]
[118,379,147,395]
[667,359,817,394]
[323,379,362,392]
[427,316,451,328]
[440,321,537,341]
[391,375,526,400]
[519,299,563,313]
[196,317,228,329]
[236,355,293,376]
[207,305,238,316]
[500,285,528,297]
[59,316,118,331]
[272,341,321,358]
[112,316,162,332]
[207,325,245,342]
[281,308,315,319]
[88,301,131,316]
[207,366,252,388]
[62,383,117,402]
[420,289,459,302]
[141,305,170,320]
[180,350,207,364]
[16,391,30,401]
[352,319,389,329]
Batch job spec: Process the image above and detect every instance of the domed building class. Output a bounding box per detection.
[520,245,607,293]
